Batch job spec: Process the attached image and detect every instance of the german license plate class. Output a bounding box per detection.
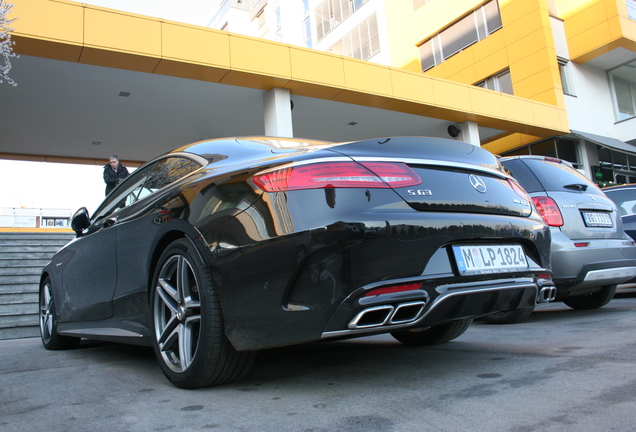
[452,244,528,275]
[582,211,612,227]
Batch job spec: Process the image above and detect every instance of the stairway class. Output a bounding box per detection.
[0,232,74,340]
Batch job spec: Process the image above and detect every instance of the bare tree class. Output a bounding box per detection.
[0,0,17,86]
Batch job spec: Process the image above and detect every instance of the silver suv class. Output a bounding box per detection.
[491,155,636,322]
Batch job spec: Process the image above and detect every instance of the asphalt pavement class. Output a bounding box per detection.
[2,290,636,432]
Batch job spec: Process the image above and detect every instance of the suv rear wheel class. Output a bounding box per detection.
[562,284,616,310]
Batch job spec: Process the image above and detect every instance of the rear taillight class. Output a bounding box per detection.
[532,196,564,227]
[364,283,423,297]
[253,162,421,192]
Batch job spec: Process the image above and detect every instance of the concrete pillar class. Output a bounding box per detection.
[263,87,293,137]
[459,121,480,146]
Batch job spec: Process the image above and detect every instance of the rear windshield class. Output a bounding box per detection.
[505,158,601,194]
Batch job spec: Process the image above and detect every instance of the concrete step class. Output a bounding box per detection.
[0,274,40,284]
[0,292,38,304]
[0,302,38,315]
[0,232,75,340]
[0,312,38,327]
[0,283,38,294]
[0,259,50,268]
[0,326,39,340]
[0,246,66,254]
[0,266,44,276]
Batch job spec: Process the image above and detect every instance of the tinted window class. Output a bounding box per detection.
[93,156,202,221]
[520,159,601,193]
[501,159,543,193]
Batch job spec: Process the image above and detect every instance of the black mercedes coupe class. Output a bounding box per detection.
[39,136,554,388]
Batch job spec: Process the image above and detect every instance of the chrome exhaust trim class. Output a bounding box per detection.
[348,305,394,329]
[389,301,426,324]
[538,286,556,302]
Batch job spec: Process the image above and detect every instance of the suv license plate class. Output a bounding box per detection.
[452,244,528,275]
[582,211,613,227]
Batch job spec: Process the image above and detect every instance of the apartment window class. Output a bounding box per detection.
[613,78,636,120]
[275,0,282,41]
[303,17,313,48]
[419,1,502,72]
[628,0,636,20]
[558,58,574,96]
[315,0,369,41]
[328,13,380,61]
[609,59,636,121]
[475,69,513,94]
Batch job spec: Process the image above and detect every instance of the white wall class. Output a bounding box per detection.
[565,62,619,138]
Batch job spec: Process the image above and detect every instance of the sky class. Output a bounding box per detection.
[1,0,222,217]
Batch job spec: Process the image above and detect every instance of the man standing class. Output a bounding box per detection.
[103,155,129,196]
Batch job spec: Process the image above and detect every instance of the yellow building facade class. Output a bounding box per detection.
[384,0,636,183]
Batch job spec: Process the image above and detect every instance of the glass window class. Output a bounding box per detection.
[500,159,543,193]
[440,14,478,58]
[418,1,502,71]
[503,146,531,156]
[303,18,312,48]
[555,139,578,164]
[628,0,636,20]
[614,79,636,120]
[419,40,435,71]
[520,159,600,193]
[558,59,574,96]
[329,14,379,61]
[476,69,513,94]
[315,0,369,41]
[612,150,628,170]
[93,156,202,221]
[483,0,502,33]
[530,140,557,158]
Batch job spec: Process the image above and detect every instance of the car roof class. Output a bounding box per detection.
[499,154,574,168]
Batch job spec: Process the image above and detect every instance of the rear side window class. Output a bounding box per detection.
[501,159,543,193]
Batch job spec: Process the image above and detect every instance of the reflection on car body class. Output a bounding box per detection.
[41,136,555,388]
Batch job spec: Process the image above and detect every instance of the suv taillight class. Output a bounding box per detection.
[532,196,564,227]
[253,162,421,192]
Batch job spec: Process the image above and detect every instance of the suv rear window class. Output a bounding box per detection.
[504,158,600,193]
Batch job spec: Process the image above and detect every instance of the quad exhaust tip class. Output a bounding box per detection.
[348,301,426,329]
[538,286,557,302]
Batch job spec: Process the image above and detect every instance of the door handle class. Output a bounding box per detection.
[103,217,118,228]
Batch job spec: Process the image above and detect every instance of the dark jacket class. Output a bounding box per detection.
[103,163,129,195]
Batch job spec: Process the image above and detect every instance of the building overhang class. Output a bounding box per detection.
[0,0,568,165]
[571,130,636,155]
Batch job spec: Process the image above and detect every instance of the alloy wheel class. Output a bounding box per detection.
[39,282,54,344]
[153,254,202,373]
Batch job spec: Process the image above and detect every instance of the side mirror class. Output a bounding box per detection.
[71,207,90,237]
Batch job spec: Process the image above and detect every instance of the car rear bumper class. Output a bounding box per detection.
[321,277,540,340]
[553,258,636,294]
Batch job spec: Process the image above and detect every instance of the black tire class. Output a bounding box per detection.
[481,307,535,324]
[563,284,617,310]
[151,238,256,389]
[391,319,473,346]
[39,277,81,350]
